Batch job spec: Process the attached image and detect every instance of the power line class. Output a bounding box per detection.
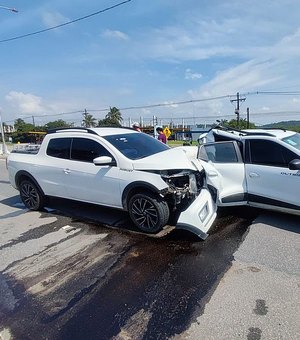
[87,94,232,113]
[241,91,300,96]
[3,91,300,124]
[0,0,132,43]
[6,110,299,125]
[66,91,300,114]
[257,91,300,95]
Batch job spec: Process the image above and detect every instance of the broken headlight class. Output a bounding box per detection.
[160,169,204,205]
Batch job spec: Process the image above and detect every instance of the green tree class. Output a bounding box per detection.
[14,118,35,132]
[44,119,71,130]
[12,119,36,143]
[227,118,256,129]
[98,107,123,127]
[82,110,97,127]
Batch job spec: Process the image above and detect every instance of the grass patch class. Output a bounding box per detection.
[168,140,198,147]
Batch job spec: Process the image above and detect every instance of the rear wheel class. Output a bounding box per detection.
[128,193,169,233]
[19,179,45,210]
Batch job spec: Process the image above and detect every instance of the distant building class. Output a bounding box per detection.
[190,124,212,141]
[4,125,15,133]
[174,124,212,142]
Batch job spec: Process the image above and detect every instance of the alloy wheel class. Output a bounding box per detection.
[131,197,159,231]
[21,182,40,209]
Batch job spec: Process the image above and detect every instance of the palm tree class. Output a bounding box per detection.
[98,107,123,127]
[106,107,123,125]
[82,110,97,127]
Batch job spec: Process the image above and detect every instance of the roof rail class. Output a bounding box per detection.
[256,127,287,132]
[214,125,277,137]
[46,126,135,136]
[46,127,98,135]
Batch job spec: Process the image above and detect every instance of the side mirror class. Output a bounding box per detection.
[288,158,300,170]
[93,156,116,166]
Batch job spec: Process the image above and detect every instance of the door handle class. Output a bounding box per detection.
[249,172,259,178]
[63,168,71,174]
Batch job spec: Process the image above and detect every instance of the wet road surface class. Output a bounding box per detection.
[0,191,258,340]
[59,213,253,340]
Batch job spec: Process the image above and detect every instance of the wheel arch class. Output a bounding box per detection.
[15,170,45,196]
[122,181,162,211]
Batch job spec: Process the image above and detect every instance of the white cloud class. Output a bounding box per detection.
[102,29,129,41]
[42,11,69,28]
[189,59,279,101]
[5,91,46,114]
[163,101,179,108]
[185,68,202,80]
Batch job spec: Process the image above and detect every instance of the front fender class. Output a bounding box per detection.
[122,181,163,210]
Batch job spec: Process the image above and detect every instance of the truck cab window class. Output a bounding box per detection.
[47,138,71,159]
[71,138,112,163]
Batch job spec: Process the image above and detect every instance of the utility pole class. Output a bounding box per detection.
[230,92,245,128]
[0,110,8,154]
[246,107,250,129]
[153,115,158,138]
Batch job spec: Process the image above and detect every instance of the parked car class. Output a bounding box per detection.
[198,126,300,216]
[7,127,217,239]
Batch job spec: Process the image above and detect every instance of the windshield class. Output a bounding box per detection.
[104,133,169,160]
[281,132,300,151]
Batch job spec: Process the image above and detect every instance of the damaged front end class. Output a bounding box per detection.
[160,169,204,209]
[160,169,217,240]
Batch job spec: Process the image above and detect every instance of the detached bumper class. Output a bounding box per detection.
[176,188,217,240]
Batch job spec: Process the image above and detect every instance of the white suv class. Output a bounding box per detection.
[7,127,217,239]
[198,127,300,216]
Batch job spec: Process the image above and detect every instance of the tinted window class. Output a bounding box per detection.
[249,140,297,167]
[104,133,169,160]
[71,138,112,162]
[281,132,300,151]
[47,138,71,159]
[201,142,238,163]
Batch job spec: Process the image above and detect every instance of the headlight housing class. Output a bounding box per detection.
[160,169,204,196]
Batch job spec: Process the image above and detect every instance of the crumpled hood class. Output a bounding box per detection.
[133,147,200,171]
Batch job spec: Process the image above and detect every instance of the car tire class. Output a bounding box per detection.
[128,193,170,233]
[19,179,45,210]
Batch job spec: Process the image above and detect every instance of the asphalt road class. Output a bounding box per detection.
[0,157,299,340]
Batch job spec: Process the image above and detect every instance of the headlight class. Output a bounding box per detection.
[160,170,191,189]
[189,173,198,194]
[199,203,209,222]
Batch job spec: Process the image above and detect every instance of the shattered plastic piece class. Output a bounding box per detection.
[62,225,77,233]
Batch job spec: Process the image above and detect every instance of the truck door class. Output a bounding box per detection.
[41,137,73,197]
[198,141,247,206]
[65,137,122,208]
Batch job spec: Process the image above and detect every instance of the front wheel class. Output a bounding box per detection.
[128,193,170,233]
[19,179,45,210]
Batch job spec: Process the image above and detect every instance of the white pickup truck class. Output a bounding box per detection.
[7,127,217,240]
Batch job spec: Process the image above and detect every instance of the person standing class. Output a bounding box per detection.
[156,127,167,144]
[132,122,141,132]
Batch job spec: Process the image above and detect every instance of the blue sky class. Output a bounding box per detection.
[1,0,300,127]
